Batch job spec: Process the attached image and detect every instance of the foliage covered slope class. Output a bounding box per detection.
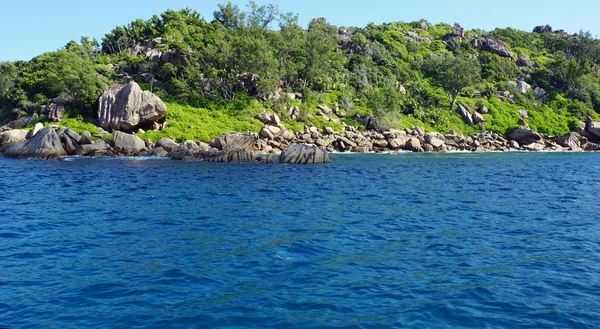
[1,1,600,140]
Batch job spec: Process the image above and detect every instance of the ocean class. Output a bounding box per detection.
[1,152,600,328]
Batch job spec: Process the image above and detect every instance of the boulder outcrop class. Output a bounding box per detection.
[3,127,67,159]
[98,82,167,131]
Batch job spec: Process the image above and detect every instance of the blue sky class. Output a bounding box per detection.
[1,0,599,62]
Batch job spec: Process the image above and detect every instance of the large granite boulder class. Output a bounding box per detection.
[211,132,257,151]
[113,131,145,154]
[98,82,167,131]
[355,114,386,132]
[557,132,582,151]
[508,128,542,145]
[41,103,65,122]
[200,148,256,163]
[404,137,424,152]
[0,129,28,147]
[3,127,67,159]
[279,144,329,164]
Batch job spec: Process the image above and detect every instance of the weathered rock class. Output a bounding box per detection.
[508,128,542,145]
[148,147,169,157]
[477,106,489,114]
[155,138,179,152]
[452,23,464,37]
[523,142,545,151]
[518,81,532,94]
[0,129,28,147]
[557,132,582,151]
[59,133,78,155]
[317,105,333,115]
[456,104,474,126]
[289,106,300,120]
[200,148,256,163]
[98,81,167,131]
[355,114,386,131]
[25,123,44,139]
[587,122,600,139]
[472,111,486,124]
[256,112,281,125]
[404,137,423,152]
[46,103,65,122]
[533,25,553,34]
[388,137,406,150]
[406,31,432,42]
[113,131,145,154]
[211,132,257,151]
[279,144,329,164]
[482,37,515,59]
[517,56,533,68]
[7,117,30,129]
[517,110,529,119]
[75,143,109,156]
[4,127,67,159]
[79,133,92,145]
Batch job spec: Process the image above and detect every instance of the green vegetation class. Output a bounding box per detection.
[1,1,600,141]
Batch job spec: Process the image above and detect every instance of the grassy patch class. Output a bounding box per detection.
[139,100,264,142]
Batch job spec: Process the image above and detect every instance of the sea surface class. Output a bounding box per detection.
[1,152,600,328]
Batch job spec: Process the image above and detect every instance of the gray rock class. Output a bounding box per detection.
[256,112,281,125]
[0,129,28,149]
[200,148,256,163]
[113,131,145,154]
[404,137,423,152]
[472,111,486,124]
[211,132,257,151]
[518,81,532,94]
[317,105,333,115]
[355,114,386,132]
[46,103,65,122]
[452,23,464,37]
[477,106,489,114]
[279,144,329,164]
[156,138,179,152]
[148,146,169,157]
[388,137,406,150]
[7,117,30,129]
[557,132,582,151]
[518,110,529,119]
[98,81,167,131]
[75,143,108,156]
[587,122,600,139]
[4,127,67,159]
[79,134,92,145]
[508,128,542,145]
[456,104,474,126]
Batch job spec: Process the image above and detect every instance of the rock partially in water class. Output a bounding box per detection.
[75,143,109,156]
[200,148,256,163]
[4,127,67,159]
[211,132,257,151]
[114,131,145,154]
[279,144,329,164]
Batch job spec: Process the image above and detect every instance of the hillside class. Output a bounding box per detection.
[1,2,600,142]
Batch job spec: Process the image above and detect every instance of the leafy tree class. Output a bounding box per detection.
[423,55,481,112]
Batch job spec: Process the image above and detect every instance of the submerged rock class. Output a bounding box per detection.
[279,144,329,164]
[200,148,256,163]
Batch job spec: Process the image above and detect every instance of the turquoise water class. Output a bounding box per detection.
[1,153,600,328]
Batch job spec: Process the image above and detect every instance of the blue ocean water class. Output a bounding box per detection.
[1,153,600,328]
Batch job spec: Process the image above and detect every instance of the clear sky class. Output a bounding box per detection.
[1,0,599,62]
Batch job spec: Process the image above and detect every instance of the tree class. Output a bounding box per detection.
[423,55,481,112]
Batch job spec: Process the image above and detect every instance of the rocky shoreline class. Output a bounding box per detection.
[0,110,599,165]
[1,81,600,164]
